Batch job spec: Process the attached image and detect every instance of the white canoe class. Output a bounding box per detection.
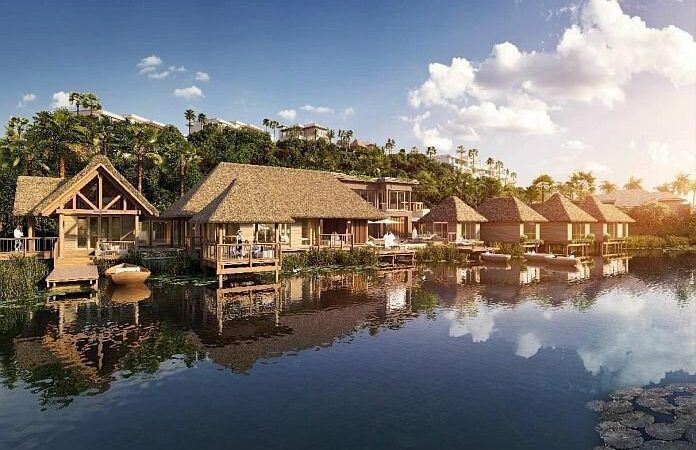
[105,263,151,285]
[545,255,579,266]
[481,253,512,263]
[524,252,552,262]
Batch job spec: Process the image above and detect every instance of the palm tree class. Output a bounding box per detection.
[531,174,554,203]
[426,146,437,159]
[0,117,33,174]
[689,180,696,210]
[327,129,335,144]
[184,109,195,135]
[655,182,673,193]
[69,92,82,114]
[197,113,207,129]
[600,180,618,194]
[81,93,101,116]
[672,173,691,196]
[262,118,270,133]
[410,146,418,154]
[384,138,395,155]
[494,160,504,179]
[510,172,517,185]
[486,157,494,177]
[468,148,479,174]
[456,145,466,165]
[30,109,87,177]
[122,123,161,192]
[270,120,280,141]
[624,176,643,190]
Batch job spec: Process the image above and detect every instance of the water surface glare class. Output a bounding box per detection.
[1,253,695,449]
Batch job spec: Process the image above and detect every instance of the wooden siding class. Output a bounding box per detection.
[539,222,571,243]
[480,222,522,243]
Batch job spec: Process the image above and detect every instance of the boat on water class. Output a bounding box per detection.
[105,263,151,285]
[481,252,512,263]
[523,252,553,262]
[107,283,152,303]
[544,254,580,267]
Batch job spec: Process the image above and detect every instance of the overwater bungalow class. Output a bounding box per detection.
[532,193,597,257]
[9,155,159,265]
[418,196,487,243]
[476,196,547,248]
[578,195,635,256]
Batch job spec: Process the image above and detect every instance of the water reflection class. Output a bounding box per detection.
[0,253,694,448]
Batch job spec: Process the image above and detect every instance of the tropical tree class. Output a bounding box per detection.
[624,176,643,190]
[29,109,87,177]
[467,148,478,174]
[184,109,196,135]
[510,172,517,186]
[68,92,82,114]
[0,117,35,175]
[672,173,691,196]
[426,146,437,159]
[494,160,504,179]
[456,145,466,164]
[530,174,554,203]
[159,126,199,196]
[486,157,494,177]
[567,171,596,200]
[270,120,280,141]
[262,118,270,133]
[81,93,101,116]
[689,180,696,209]
[197,113,207,129]
[121,123,161,192]
[600,180,617,194]
[326,129,334,144]
[655,182,673,193]
[384,138,395,155]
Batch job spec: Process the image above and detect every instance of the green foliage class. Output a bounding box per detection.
[0,256,48,302]
[282,248,379,271]
[627,234,696,249]
[415,244,463,262]
[121,250,200,276]
[121,323,200,376]
[493,242,524,256]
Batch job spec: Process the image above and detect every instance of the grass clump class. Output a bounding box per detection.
[282,248,379,272]
[0,256,48,302]
[415,244,463,262]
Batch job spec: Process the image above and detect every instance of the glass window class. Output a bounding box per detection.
[111,217,122,241]
[102,179,119,208]
[255,223,275,243]
[572,223,586,239]
[523,222,536,239]
[278,223,291,244]
[433,222,448,238]
[463,223,478,239]
[224,223,240,241]
[81,178,99,206]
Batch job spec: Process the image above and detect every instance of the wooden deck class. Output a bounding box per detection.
[377,249,416,267]
[46,265,99,289]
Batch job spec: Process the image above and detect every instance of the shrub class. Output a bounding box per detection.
[0,256,48,302]
[627,235,666,249]
[664,235,690,249]
[491,242,524,256]
[282,247,379,271]
[415,244,463,262]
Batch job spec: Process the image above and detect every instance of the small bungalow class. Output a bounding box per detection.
[10,155,159,263]
[578,195,635,256]
[476,197,547,248]
[418,196,487,243]
[532,193,597,256]
[161,162,385,251]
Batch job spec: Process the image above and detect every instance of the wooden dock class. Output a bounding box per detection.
[377,249,416,267]
[46,265,99,289]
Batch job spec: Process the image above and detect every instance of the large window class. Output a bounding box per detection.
[152,221,170,245]
[278,223,291,245]
[433,222,448,238]
[462,223,478,240]
[523,222,537,239]
[255,223,275,243]
[571,223,587,240]
[388,190,410,211]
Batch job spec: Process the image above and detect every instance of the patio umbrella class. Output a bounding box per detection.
[368,218,401,224]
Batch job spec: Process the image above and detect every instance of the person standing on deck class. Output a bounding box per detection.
[13,225,24,252]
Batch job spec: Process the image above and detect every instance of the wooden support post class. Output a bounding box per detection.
[134,214,140,249]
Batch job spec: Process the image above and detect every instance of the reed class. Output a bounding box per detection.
[0,256,48,302]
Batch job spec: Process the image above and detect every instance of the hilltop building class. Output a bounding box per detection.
[278,123,329,141]
[190,117,263,134]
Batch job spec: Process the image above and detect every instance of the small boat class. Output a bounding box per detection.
[105,263,151,285]
[545,254,579,266]
[524,252,552,262]
[107,283,152,303]
[481,252,512,263]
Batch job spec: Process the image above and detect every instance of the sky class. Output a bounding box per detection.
[1,0,694,187]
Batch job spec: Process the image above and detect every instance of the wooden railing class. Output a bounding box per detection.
[0,237,58,258]
[319,233,354,249]
[202,241,281,265]
[96,240,135,259]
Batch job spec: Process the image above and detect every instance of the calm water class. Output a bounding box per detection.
[1,253,695,450]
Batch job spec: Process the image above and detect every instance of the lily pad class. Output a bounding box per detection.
[639,441,696,450]
[647,388,674,397]
[597,422,644,449]
[618,411,655,428]
[612,387,646,401]
[637,396,675,414]
[667,384,696,394]
[645,423,685,441]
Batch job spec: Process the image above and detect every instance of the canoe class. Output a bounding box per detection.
[108,283,152,303]
[481,253,512,263]
[545,255,579,266]
[524,252,552,262]
[105,263,151,285]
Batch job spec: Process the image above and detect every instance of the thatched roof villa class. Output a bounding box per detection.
[579,195,635,255]
[476,196,547,246]
[418,196,487,242]
[161,162,385,249]
[533,193,597,255]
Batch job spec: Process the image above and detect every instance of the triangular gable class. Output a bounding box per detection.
[37,156,158,217]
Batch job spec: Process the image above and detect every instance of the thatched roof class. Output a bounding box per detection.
[596,189,685,208]
[13,155,158,217]
[579,196,636,223]
[476,196,548,223]
[419,196,487,223]
[533,193,597,223]
[13,176,64,216]
[162,163,385,223]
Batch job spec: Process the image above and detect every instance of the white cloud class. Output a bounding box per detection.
[647,141,672,164]
[195,71,210,82]
[173,85,204,100]
[17,93,36,108]
[148,70,170,80]
[299,104,334,114]
[408,0,696,144]
[516,332,542,358]
[278,109,297,120]
[412,122,453,151]
[50,91,71,109]
[169,65,186,72]
[137,55,162,74]
[583,161,610,172]
[342,107,355,117]
[561,140,590,150]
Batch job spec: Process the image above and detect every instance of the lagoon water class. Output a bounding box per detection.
[1,253,695,450]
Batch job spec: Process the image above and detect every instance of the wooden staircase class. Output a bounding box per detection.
[56,249,95,267]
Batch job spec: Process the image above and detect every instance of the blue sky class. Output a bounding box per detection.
[2,0,694,186]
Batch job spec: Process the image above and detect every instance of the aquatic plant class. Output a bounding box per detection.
[414,244,463,262]
[282,248,379,271]
[0,256,48,302]
[121,323,201,375]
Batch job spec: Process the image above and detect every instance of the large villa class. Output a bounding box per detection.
[5,155,642,287]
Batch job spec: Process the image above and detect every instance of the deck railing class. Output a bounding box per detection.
[202,241,281,265]
[318,233,354,249]
[0,237,58,258]
[96,240,135,259]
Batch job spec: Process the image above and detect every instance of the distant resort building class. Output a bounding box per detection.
[596,189,688,214]
[579,195,635,256]
[433,154,507,181]
[533,193,597,256]
[418,196,487,243]
[190,117,263,134]
[349,139,379,151]
[476,197,547,248]
[278,123,329,141]
[334,173,425,237]
[75,109,166,129]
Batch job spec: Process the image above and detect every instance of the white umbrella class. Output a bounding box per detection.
[368,218,401,224]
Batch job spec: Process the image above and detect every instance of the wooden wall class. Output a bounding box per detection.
[480,222,522,243]
[539,222,571,243]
